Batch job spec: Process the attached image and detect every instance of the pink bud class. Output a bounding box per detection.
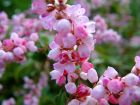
[87,68,98,83]
[68,99,80,105]
[91,85,106,99]
[122,73,139,86]
[10,32,19,40]
[103,67,118,79]
[0,50,6,59]
[4,52,14,61]
[55,19,71,34]
[50,70,61,80]
[26,41,37,52]
[63,33,76,48]
[80,72,87,80]
[65,82,77,94]
[13,47,24,56]
[30,33,39,42]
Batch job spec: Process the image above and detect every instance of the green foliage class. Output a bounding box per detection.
[0,0,31,17]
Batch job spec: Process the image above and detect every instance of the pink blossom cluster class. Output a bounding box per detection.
[0,32,38,77]
[32,0,140,105]
[32,0,95,84]
[93,15,121,44]
[12,13,43,36]
[0,32,38,62]
[74,0,91,16]
[68,61,140,105]
[23,72,48,105]
[0,12,9,40]
[2,98,16,105]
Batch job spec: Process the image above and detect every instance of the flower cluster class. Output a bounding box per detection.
[32,0,140,105]
[0,32,38,77]
[68,62,140,105]
[23,72,48,105]
[0,12,9,40]
[12,13,43,36]
[37,1,96,87]
[93,15,121,44]
[2,98,16,105]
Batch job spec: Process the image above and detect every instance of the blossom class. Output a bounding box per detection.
[65,82,77,94]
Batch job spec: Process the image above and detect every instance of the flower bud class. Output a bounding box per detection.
[30,33,39,42]
[65,82,77,94]
[122,73,139,86]
[80,72,87,80]
[91,85,106,99]
[87,68,98,83]
[13,47,24,57]
[55,19,71,34]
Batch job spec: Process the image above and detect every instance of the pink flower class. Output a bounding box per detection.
[32,0,47,15]
[65,82,77,94]
[65,4,85,20]
[75,26,88,40]
[2,98,16,105]
[94,15,107,31]
[41,10,57,31]
[2,39,14,51]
